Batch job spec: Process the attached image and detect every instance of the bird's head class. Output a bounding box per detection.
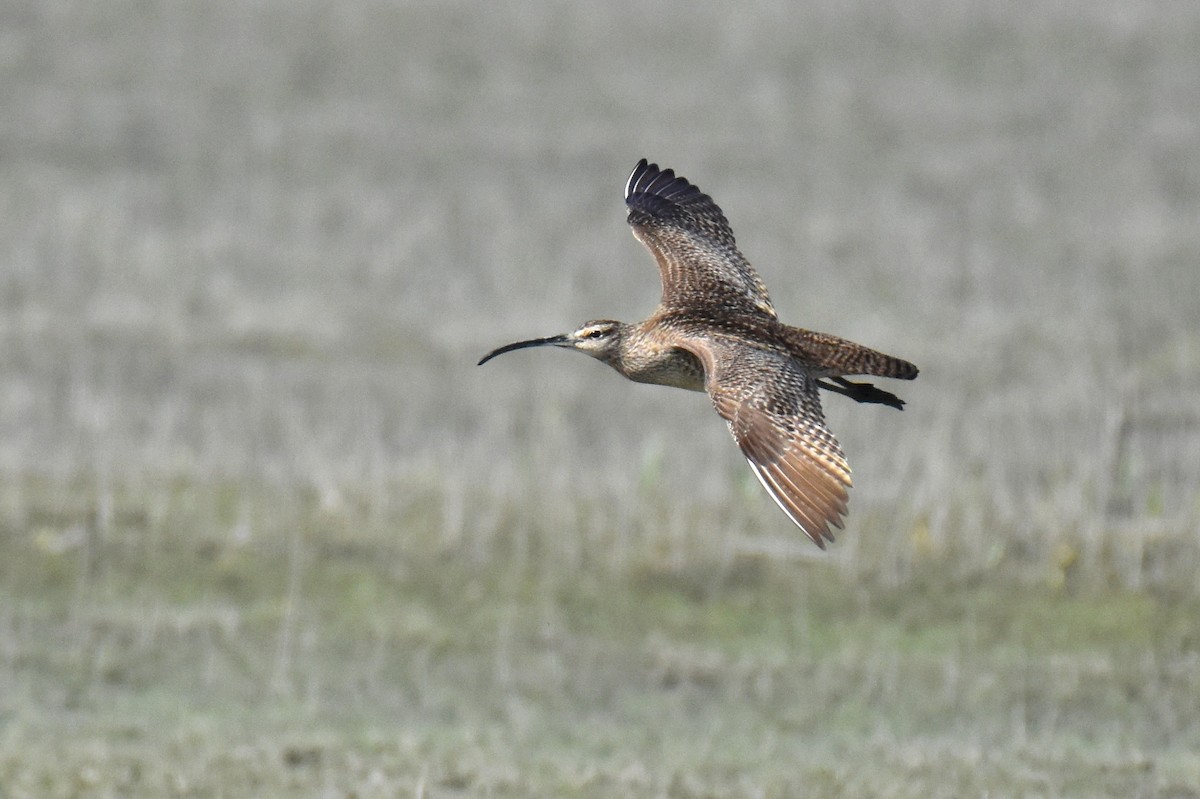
[478,320,626,366]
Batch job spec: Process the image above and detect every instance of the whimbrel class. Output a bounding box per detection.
[479,159,918,547]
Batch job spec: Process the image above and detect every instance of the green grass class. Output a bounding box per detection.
[3,0,1200,795]
[2,479,1198,797]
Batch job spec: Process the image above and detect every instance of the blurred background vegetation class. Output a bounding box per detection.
[1,1,1198,796]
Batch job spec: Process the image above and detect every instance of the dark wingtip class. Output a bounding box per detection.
[625,158,704,204]
[819,378,908,410]
[625,158,658,200]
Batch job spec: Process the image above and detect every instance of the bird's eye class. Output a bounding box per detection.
[585,328,604,338]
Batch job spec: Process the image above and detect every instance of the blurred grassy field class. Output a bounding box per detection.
[2,0,1199,796]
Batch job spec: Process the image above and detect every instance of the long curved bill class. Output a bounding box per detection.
[477,334,570,366]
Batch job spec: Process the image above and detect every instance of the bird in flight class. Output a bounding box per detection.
[479,159,918,547]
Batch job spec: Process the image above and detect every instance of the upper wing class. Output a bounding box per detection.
[625,159,775,319]
[686,337,851,548]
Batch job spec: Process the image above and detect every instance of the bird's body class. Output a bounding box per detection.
[479,159,918,547]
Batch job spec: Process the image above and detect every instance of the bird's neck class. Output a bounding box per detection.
[607,327,706,392]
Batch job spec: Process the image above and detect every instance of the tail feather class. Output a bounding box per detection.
[851,348,919,380]
[785,328,918,380]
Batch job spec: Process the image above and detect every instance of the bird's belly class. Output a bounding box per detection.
[623,350,707,392]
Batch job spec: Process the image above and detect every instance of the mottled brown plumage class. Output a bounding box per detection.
[479,159,918,547]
